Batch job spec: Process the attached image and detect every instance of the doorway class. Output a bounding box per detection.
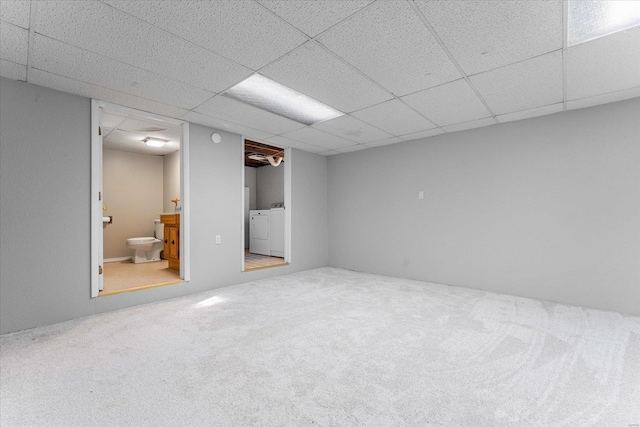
[91,100,190,297]
[242,139,291,272]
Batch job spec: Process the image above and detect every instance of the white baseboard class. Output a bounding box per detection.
[104,256,132,263]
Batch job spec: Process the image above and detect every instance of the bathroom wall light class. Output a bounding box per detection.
[225,74,344,126]
[142,137,168,147]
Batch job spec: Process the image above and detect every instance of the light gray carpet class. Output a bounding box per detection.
[1,267,638,426]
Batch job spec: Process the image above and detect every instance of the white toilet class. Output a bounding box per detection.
[126,219,164,264]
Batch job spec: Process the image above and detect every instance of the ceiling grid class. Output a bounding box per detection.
[0,0,637,155]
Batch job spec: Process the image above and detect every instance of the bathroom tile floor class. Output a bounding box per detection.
[102,259,181,295]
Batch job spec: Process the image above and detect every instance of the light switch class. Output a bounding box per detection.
[418,191,424,200]
[215,235,221,244]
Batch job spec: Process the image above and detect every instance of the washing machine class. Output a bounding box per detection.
[249,210,270,255]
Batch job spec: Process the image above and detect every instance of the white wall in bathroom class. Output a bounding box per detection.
[103,148,164,259]
[163,150,180,213]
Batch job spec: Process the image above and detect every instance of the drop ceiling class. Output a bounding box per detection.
[1,0,638,156]
[102,109,182,156]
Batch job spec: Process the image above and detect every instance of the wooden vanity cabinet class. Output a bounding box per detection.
[160,214,180,271]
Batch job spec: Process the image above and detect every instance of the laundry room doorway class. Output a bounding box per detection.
[242,139,291,272]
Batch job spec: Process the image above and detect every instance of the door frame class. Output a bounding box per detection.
[241,142,291,271]
[90,100,190,297]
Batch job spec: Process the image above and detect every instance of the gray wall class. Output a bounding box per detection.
[244,166,257,210]
[103,148,163,259]
[256,163,284,209]
[0,77,329,334]
[163,150,180,213]
[328,98,640,315]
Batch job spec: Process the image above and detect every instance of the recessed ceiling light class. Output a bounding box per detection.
[142,137,168,147]
[568,0,640,46]
[225,74,344,126]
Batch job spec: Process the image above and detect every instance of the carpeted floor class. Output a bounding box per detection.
[1,267,638,426]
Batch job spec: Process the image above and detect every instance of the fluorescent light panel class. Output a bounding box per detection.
[225,74,344,126]
[568,0,640,46]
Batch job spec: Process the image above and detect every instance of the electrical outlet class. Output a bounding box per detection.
[418,191,424,200]
[215,235,221,245]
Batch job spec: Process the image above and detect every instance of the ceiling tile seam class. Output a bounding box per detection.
[252,0,317,40]
[0,58,26,68]
[407,0,498,124]
[464,49,564,79]
[96,1,255,74]
[299,0,381,40]
[25,0,36,82]
[562,0,568,112]
[29,66,192,112]
[30,32,216,105]
[495,101,564,118]
[312,41,445,133]
[565,85,640,103]
[176,109,294,141]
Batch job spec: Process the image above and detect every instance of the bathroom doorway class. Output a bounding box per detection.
[90,100,190,297]
[242,139,291,272]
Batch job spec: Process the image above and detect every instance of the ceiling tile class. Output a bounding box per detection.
[567,86,640,111]
[442,117,496,133]
[116,116,182,141]
[0,59,26,81]
[415,0,562,75]
[35,1,252,93]
[351,99,436,135]
[402,79,491,126]
[29,69,189,119]
[101,111,128,131]
[279,126,355,150]
[497,103,564,123]
[312,114,392,144]
[32,35,214,110]
[470,51,563,115]
[566,26,640,100]
[104,0,307,70]
[195,96,306,136]
[265,135,327,154]
[327,144,368,155]
[261,41,392,113]
[181,111,275,141]
[398,128,444,141]
[318,0,460,96]
[363,136,403,148]
[0,21,28,64]
[0,1,30,29]
[258,0,373,37]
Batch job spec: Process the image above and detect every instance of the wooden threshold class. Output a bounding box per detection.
[244,262,289,272]
[99,279,185,297]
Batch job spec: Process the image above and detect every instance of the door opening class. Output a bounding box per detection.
[90,100,190,297]
[242,139,291,272]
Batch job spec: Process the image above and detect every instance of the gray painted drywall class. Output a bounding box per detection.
[256,163,284,209]
[0,77,329,334]
[244,166,257,210]
[0,78,95,331]
[328,98,640,315]
[163,150,180,213]
[103,148,163,259]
